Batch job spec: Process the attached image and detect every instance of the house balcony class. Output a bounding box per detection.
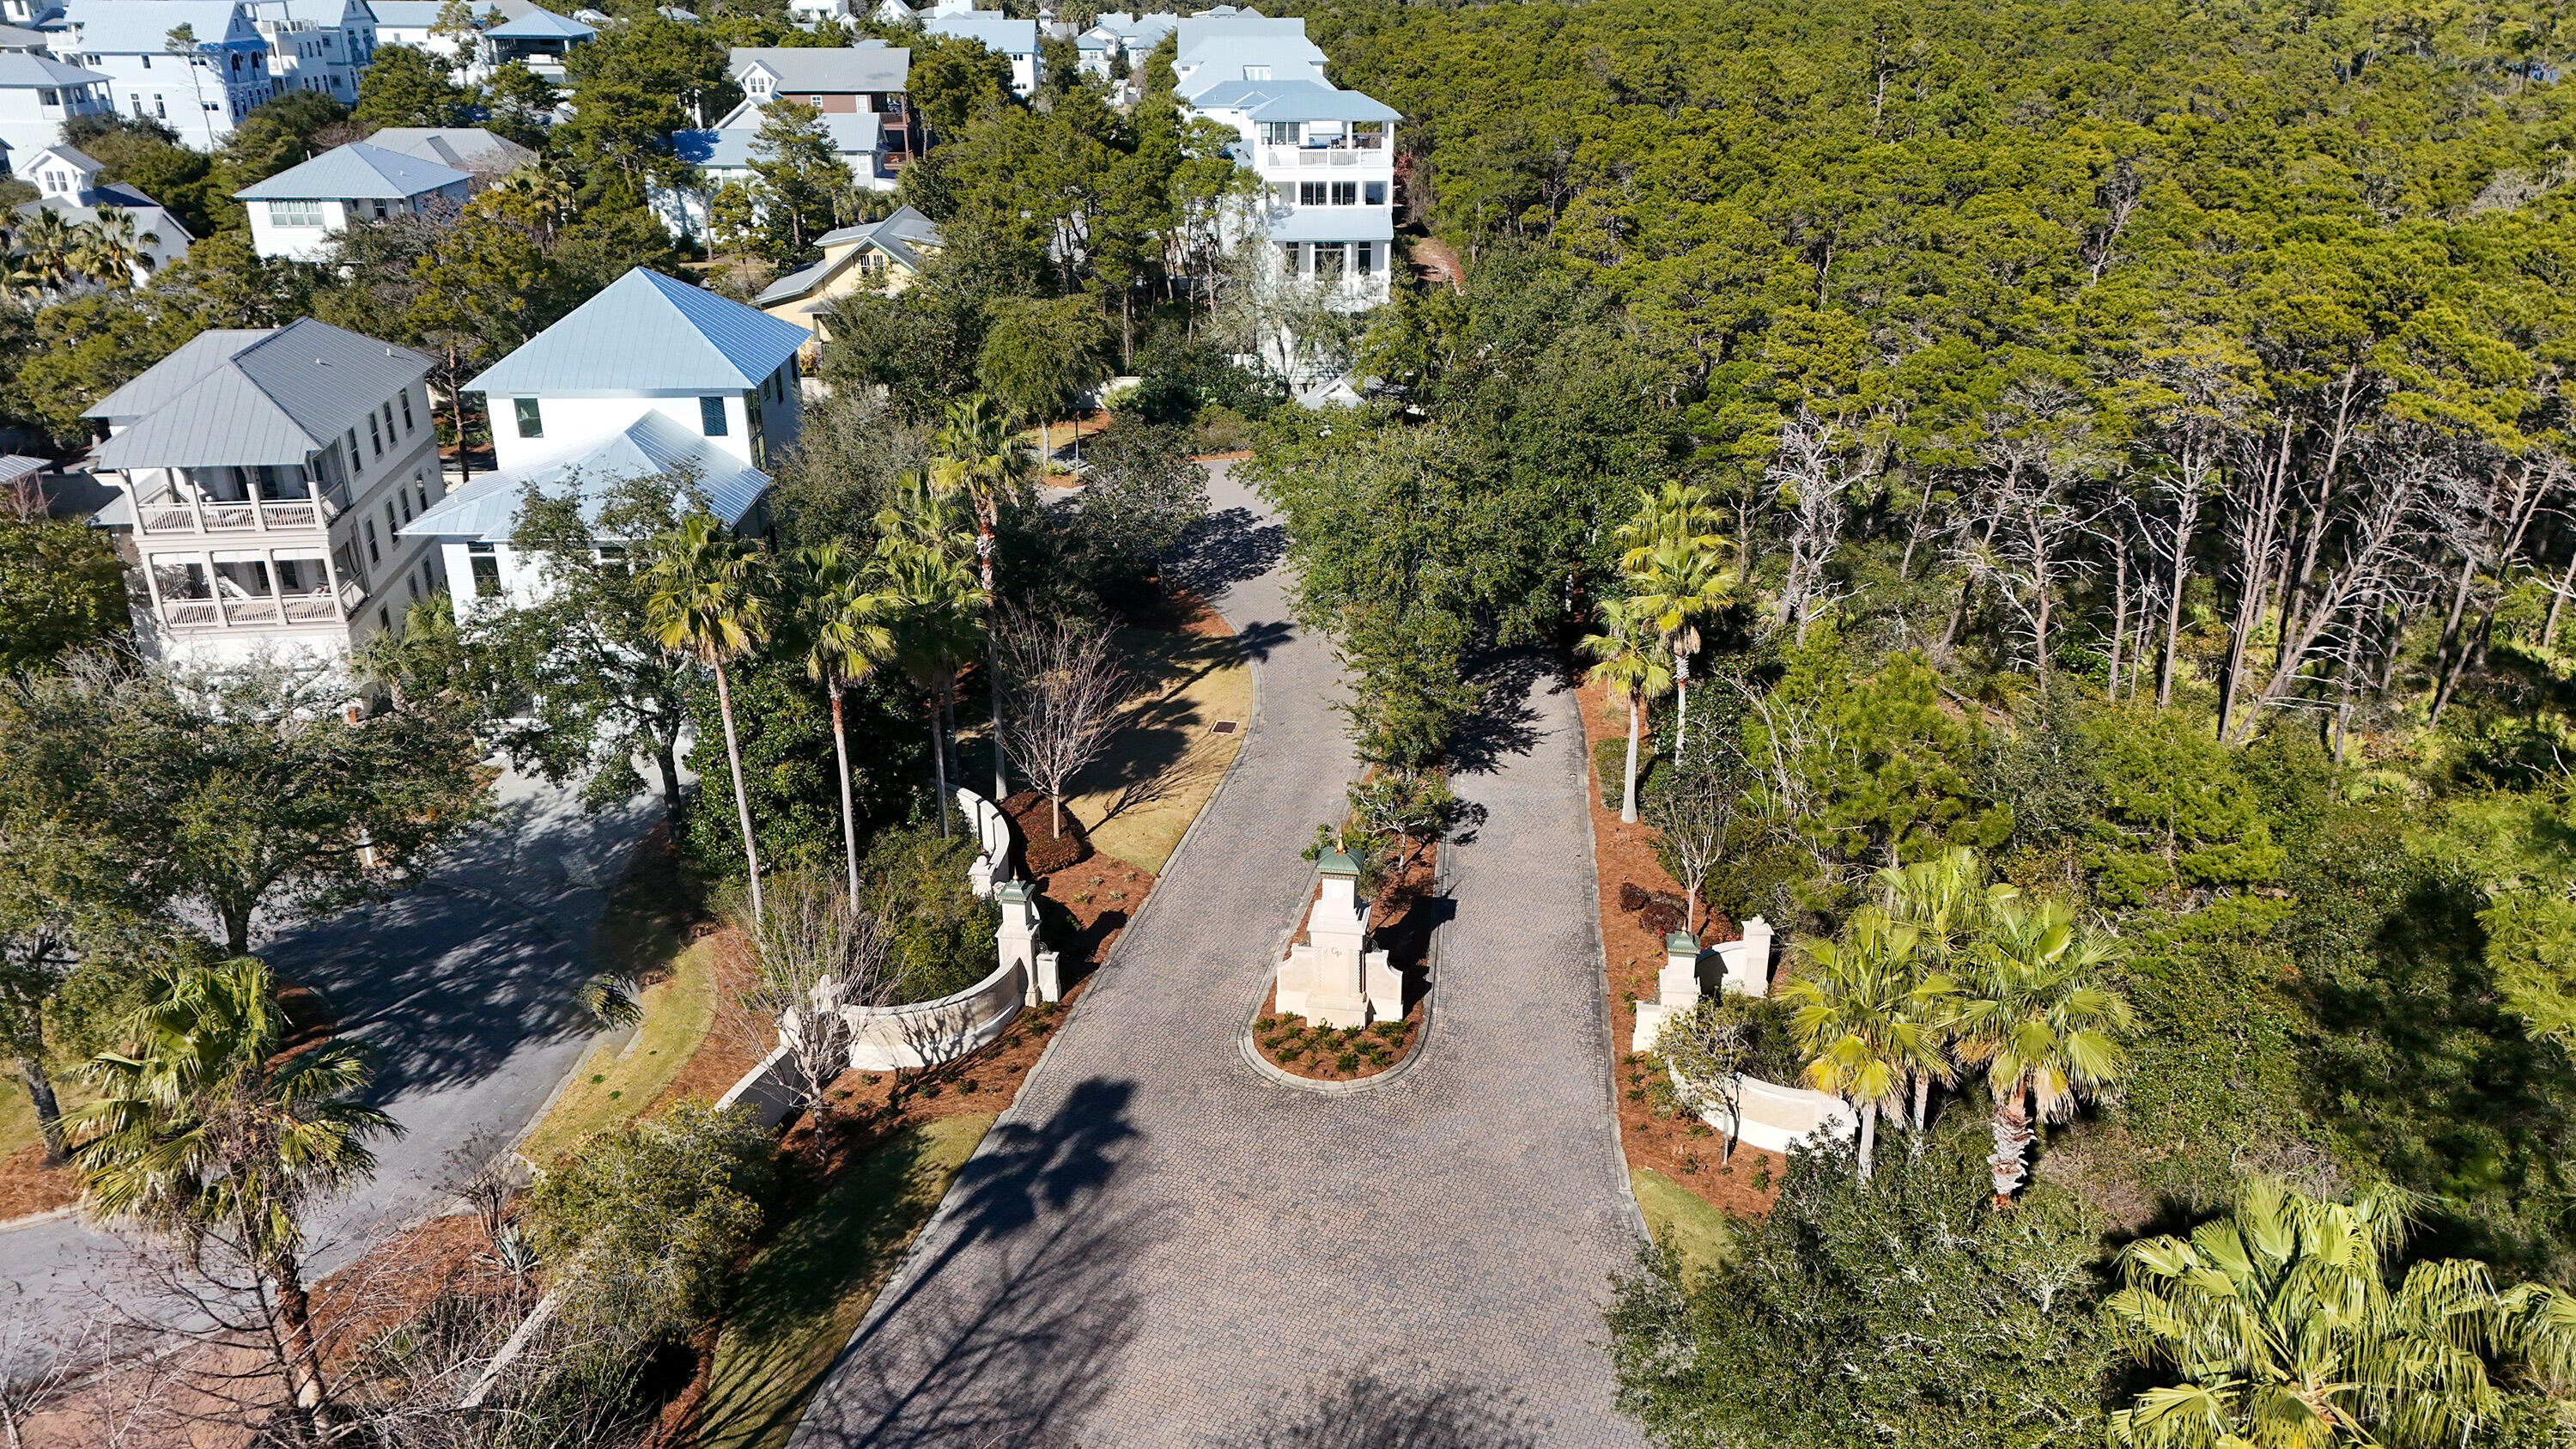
[153,575,368,631]
[1261,143,1390,170]
[126,466,348,537]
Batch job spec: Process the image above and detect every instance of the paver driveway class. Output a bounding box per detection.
[790,462,1648,1449]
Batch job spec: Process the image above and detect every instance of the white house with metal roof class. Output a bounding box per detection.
[14,143,194,277]
[659,109,891,239]
[918,11,1036,95]
[242,0,375,103]
[234,139,471,260]
[720,43,914,149]
[0,49,110,160]
[1174,13,1396,314]
[58,1,275,149]
[83,318,448,668]
[361,124,537,181]
[477,4,586,78]
[401,268,809,621]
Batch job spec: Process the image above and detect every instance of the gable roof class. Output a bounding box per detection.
[19,194,193,249]
[1242,81,1395,122]
[1174,36,1327,92]
[483,6,590,35]
[729,44,908,91]
[757,204,941,307]
[361,125,538,172]
[920,11,1034,55]
[21,143,100,175]
[70,2,264,53]
[399,410,769,542]
[232,140,471,200]
[0,51,109,87]
[0,22,53,50]
[88,319,430,469]
[466,268,811,397]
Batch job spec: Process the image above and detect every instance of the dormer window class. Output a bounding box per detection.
[1242,64,1267,80]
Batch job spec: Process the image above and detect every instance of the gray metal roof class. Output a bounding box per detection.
[674,112,881,170]
[0,22,54,49]
[89,319,431,469]
[465,267,812,397]
[233,141,471,200]
[0,50,107,86]
[730,44,908,91]
[762,204,939,304]
[361,126,539,172]
[18,194,193,247]
[399,409,769,542]
[920,11,1034,54]
[1244,83,1398,123]
[483,7,589,36]
[68,1,264,53]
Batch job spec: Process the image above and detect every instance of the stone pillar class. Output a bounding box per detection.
[1364,949,1401,1023]
[1034,949,1063,1004]
[1280,847,1372,1028]
[1631,929,1704,1054]
[969,851,994,899]
[995,878,1042,1008]
[1717,916,1772,996]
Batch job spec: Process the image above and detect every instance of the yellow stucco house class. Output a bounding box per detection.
[756,204,943,351]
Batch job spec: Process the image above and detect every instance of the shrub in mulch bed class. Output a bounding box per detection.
[1252,1008,1419,1082]
[1619,881,1690,939]
[1003,789,1092,875]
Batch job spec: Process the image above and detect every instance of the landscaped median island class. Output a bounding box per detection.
[1248,838,1438,1083]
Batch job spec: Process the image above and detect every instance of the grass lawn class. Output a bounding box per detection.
[1632,1166,1736,1281]
[518,936,721,1166]
[1059,624,1251,874]
[697,1114,996,1449]
[0,1069,94,1164]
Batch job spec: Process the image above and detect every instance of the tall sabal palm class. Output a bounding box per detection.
[1579,594,1674,824]
[878,537,984,838]
[1778,908,1956,1182]
[932,393,1031,798]
[9,208,82,293]
[646,514,775,917]
[1874,846,2016,1131]
[2105,1178,2576,1449]
[1621,535,1731,762]
[70,207,160,287]
[787,543,895,910]
[1953,895,2133,1205]
[70,955,398,1443]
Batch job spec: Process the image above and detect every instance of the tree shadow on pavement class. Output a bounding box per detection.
[1167,505,1286,599]
[792,1078,1157,1449]
[1243,1370,1550,1448]
[1448,650,1561,777]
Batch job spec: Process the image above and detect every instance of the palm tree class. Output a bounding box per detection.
[1953,895,2133,1205]
[1611,480,1728,569]
[2105,1178,2576,1449]
[1580,595,1674,824]
[70,207,160,287]
[878,536,984,839]
[1621,536,1731,763]
[69,955,398,1444]
[1778,908,1955,1182]
[787,543,895,910]
[9,209,82,293]
[1874,846,2015,1132]
[932,393,1032,799]
[645,514,775,917]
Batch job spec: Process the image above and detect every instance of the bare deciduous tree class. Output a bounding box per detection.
[1647,764,1741,938]
[994,613,1131,839]
[1765,407,1886,641]
[726,869,897,1122]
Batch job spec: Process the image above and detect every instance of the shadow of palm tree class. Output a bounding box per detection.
[1244,1371,1550,1448]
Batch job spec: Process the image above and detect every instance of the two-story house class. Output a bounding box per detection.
[234,139,471,260]
[61,1,274,149]
[753,203,940,340]
[84,319,447,667]
[720,43,914,153]
[0,48,110,161]
[243,0,375,102]
[402,267,809,621]
[14,143,195,278]
[361,124,537,183]
[1175,14,1397,314]
[659,110,891,240]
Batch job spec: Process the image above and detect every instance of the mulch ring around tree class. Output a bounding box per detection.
[1248,848,1438,1083]
[1004,789,1094,877]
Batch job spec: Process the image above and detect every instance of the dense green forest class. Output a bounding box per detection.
[1230,0,2576,1442]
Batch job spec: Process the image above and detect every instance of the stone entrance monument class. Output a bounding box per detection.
[1276,847,1400,1029]
[1630,916,1772,1054]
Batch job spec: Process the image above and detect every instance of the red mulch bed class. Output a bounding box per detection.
[0,1142,76,1221]
[1576,676,1783,1218]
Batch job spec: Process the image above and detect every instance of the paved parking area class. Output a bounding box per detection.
[790,462,1646,1449]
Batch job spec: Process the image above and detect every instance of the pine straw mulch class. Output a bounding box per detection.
[1575,675,1784,1220]
[1247,847,1437,1082]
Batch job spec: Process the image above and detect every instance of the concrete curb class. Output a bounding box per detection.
[0,1203,79,1235]
[1573,683,1653,1245]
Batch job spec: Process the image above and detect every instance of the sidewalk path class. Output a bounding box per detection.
[789,463,1645,1448]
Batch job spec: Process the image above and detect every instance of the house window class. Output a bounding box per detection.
[398,389,414,434]
[1365,180,1387,205]
[700,395,728,437]
[1242,64,1268,80]
[268,198,322,226]
[468,541,501,597]
[346,429,361,471]
[380,607,391,631]
[399,490,412,523]
[1299,181,1326,205]
[1330,181,1357,205]
[365,517,380,564]
[1354,241,1376,276]
[37,88,56,105]
[1261,121,1298,145]
[368,414,382,456]
[141,52,152,68]
[513,398,542,439]
[406,571,420,601]
[383,400,396,441]
[385,501,398,538]
[153,94,166,118]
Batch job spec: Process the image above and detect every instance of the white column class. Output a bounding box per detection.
[994,878,1042,1008]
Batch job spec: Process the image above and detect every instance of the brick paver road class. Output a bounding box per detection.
[789,462,1648,1449]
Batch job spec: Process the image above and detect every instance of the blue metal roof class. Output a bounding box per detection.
[465,267,812,396]
[484,8,591,37]
[1244,82,1398,123]
[399,410,769,542]
[233,141,471,200]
